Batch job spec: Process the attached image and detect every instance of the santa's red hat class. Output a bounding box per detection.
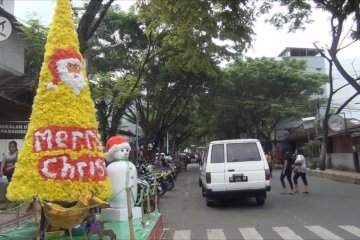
[47,49,82,89]
[105,136,131,161]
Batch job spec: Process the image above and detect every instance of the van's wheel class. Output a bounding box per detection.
[256,198,265,206]
[206,195,214,207]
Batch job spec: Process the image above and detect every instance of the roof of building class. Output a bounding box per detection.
[0,7,33,120]
[0,6,19,27]
[278,47,321,57]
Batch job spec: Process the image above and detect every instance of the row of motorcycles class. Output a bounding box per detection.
[135,158,187,213]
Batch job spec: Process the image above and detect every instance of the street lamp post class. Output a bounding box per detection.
[135,114,139,161]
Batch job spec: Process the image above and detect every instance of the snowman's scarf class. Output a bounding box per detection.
[125,161,130,188]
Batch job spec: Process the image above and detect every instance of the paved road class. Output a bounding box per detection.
[160,163,360,240]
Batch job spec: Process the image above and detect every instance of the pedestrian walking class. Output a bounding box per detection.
[293,149,309,194]
[280,150,294,195]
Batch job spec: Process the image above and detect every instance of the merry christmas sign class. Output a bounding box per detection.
[7,0,112,202]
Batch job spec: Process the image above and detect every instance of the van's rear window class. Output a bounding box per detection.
[226,143,261,162]
[211,144,224,163]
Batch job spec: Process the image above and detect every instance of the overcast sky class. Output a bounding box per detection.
[13,0,360,60]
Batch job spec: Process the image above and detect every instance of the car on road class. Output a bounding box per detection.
[199,139,271,206]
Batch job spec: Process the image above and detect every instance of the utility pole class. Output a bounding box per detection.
[166,132,169,155]
[135,115,139,160]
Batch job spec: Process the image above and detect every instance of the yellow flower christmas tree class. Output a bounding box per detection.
[7,0,112,202]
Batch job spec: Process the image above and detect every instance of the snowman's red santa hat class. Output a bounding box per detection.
[47,49,83,89]
[105,136,131,161]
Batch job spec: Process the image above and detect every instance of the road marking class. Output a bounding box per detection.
[169,225,359,240]
[305,226,343,240]
[184,191,189,197]
[339,225,360,238]
[173,230,191,240]
[273,226,303,240]
[239,227,263,240]
[207,228,226,240]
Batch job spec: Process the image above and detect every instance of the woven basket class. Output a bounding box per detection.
[43,202,88,229]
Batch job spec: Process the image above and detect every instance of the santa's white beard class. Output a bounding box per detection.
[58,71,87,95]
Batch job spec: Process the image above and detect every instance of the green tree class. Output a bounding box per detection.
[125,63,214,152]
[90,74,141,143]
[121,0,259,151]
[17,14,48,89]
[136,0,256,75]
[76,0,117,54]
[197,57,327,148]
[84,6,148,141]
[85,6,148,75]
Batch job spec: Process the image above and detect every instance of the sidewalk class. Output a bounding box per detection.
[307,168,360,185]
[0,202,36,234]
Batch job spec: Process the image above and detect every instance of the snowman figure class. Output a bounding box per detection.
[105,136,137,209]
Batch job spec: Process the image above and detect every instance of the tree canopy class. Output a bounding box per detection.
[196,57,327,147]
[17,14,48,88]
[135,0,256,75]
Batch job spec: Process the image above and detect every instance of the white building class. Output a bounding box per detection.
[0,1,28,153]
[277,47,360,120]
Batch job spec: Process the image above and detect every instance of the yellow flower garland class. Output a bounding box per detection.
[7,0,112,202]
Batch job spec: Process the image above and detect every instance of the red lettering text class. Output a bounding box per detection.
[33,126,102,152]
[38,154,107,181]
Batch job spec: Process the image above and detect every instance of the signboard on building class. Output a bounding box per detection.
[0,16,12,41]
[302,117,316,129]
[0,121,28,139]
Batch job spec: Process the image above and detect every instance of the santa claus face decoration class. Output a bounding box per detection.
[47,49,87,95]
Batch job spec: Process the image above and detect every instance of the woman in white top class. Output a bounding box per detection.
[293,149,309,193]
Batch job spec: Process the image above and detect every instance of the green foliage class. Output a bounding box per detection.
[126,60,216,151]
[303,139,321,158]
[16,14,48,89]
[85,5,147,75]
[76,0,117,53]
[197,57,327,140]
[136,0,256,75]
[90,73,142,142]
[84,6,148,141]
[266,0,312,32]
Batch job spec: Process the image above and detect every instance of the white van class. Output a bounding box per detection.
[199,139,271,206]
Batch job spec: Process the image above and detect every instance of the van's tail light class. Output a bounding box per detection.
[265,169,271,180]
[206,172,211,184]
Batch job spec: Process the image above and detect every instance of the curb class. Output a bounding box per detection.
[273,164,360,185]
[307,170,360,185]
